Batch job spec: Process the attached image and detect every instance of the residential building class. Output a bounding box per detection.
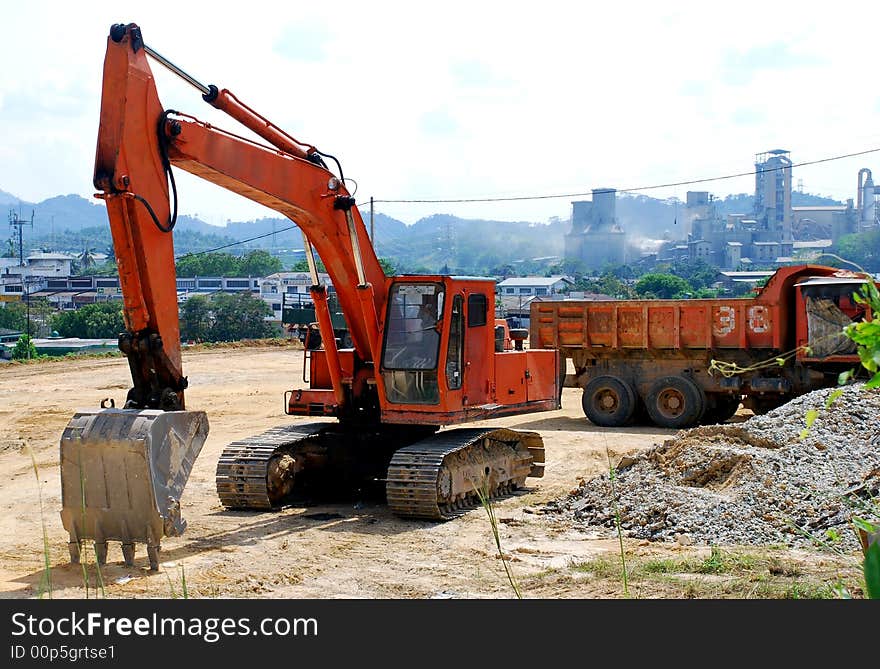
[258,271,333,321]
[497,276,573,298]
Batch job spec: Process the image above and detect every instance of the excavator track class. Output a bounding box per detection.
[386,428,545,520]
[216,422,333,509]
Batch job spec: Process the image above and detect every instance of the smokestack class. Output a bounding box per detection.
[858,168,875,229]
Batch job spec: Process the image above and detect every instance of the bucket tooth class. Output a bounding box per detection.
[59,408,209,566]
[121,543,135,566]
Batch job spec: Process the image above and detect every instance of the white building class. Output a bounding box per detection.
[497,276,573,298]
[259,272,334,321]
[24,253,75,276]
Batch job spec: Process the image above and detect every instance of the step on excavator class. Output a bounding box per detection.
[59,23,559,570]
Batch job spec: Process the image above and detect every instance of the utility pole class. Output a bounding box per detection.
[23,276,34,359]
[8,209,34,267]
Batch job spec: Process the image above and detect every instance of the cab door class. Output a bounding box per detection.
[463,292,491,405]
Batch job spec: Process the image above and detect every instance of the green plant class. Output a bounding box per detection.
[24,445,52,598]
[845,279,880,388]
[74,451,105,599]
[604,445,630,598]
[473,479,521,599]
[839,271,880,597]
[864,538,880,599]
[11,334,38,360]
[164,564,189,599]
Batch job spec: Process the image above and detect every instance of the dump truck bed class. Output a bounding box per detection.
[531,297,782,353]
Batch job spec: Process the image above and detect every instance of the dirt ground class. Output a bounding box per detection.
[0,346,863,599]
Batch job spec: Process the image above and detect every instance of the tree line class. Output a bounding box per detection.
[2,293,275,350]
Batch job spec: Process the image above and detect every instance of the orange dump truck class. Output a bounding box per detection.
[530,264,873,428]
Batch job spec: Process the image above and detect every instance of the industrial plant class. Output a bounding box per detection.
[563,188,627,271]
[563,150,879,271]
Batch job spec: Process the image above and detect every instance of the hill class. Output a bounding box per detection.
[1,188,847,274]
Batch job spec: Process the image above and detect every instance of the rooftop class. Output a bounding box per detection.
[26,253,75,261]
[718,271,775,278]
[497,276,572,287]
[792,240,834,249]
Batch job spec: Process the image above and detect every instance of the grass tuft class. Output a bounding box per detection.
[24,444,52,599]
[474,478,522,599]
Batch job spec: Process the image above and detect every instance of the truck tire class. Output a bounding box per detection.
[703,395,741,424]
[582,375,636,427]
[644,376,705,429]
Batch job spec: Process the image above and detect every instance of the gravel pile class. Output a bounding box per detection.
[546,385,880,550]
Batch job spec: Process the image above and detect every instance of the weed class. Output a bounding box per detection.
[164,568,178,599]
[94,557,106,599]
[642,558,690,575]
[571,557,621,579]
[697,546,756,574]
[473,480,521,599]
[604,440,630,598]
[24,445,52,599]
[161,564,189,599]
[765,581,834,600]
[77,450,90,598]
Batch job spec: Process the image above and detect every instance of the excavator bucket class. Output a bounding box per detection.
[59,408,209,570]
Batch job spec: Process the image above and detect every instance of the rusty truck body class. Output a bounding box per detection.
[530,264,873,428]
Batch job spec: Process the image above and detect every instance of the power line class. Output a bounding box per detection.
[365,146,880,206]
[3,145,877,287]
[175,225,298,258]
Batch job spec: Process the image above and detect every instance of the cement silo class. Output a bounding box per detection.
[563,188,626,271]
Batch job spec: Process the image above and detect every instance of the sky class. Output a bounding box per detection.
[2,1,879,227]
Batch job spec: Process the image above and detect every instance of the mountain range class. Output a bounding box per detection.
[1,188,843,274]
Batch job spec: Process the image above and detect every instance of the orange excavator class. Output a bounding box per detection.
[60,23,558,570]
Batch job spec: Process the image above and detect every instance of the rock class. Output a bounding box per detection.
[545,384,880,552]
[616,455,638,470]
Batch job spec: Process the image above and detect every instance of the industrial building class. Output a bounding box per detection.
[678,152,879,269]
[792,168,876,241]
[563,188,627,271]
[683,150,795,269]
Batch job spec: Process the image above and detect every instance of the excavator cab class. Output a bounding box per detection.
[382,282,445,404]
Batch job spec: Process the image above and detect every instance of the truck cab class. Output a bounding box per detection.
[795,275,870,362]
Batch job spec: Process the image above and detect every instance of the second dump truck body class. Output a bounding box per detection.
[530,264,871,428]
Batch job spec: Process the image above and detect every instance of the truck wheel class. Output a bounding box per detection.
[645,376,705,429]
[582,376,636,427]
[703,395,741,424]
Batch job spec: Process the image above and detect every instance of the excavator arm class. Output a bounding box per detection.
[93,24,187,410]
[60,23,389,569]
